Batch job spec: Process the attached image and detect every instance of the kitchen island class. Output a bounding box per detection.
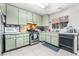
[3,32,29,52]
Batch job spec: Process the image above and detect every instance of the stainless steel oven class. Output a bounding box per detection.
[59,34,74,52]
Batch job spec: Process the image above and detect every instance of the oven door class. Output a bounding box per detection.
[59,34,74,50]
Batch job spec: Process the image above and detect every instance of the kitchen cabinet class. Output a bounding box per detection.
[19,9,27,25]
[39,32,59,47]
[45,33,51,43]
[0,3,6,15]
[0,35,2,55]
[16,34,24,47]
[42,15,49,26]
[5,35,16,51]
[5,33,29,51]
[39,32,45,42]
[33,14,42,26]
[33,13,37,24]
[6,5,18,24]
[50,33,59,46]
[23,34,29,45]
[36,15,42,26]
[26,11,32,23]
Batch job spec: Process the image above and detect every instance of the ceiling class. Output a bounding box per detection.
[9,3,77,15]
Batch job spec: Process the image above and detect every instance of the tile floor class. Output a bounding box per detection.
[3,43,78,56]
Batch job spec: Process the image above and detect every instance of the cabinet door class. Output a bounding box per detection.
[23,36,29,45]
[19,9,27,25]
[16,36,24,47]
[50,33,59,46]
[33,13,37,24]
[0,3,6,15]
[23,34,29,45]
[39,32,45,41]
[6,5,18,24]
[0,36,2,55]
[5,36,15,51]
[26,11,32,23]
[45,33,51,43]
[42,15,49,26]
[51,37,59,46]
[37,15,42,26]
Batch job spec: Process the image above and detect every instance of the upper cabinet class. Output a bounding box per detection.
[33,13,37,24]
[0,3,6,15]
[42,15,49,26]
[6,5,18,24]
[6,4,42,25]
[26,11,32,23]
[19,9,27,25]
[33,13,42,26]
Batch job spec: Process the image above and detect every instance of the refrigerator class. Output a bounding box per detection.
[0,11,5,55]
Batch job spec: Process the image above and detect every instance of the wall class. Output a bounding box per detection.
[50,4,79,30]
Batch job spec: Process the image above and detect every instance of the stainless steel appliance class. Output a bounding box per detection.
[28,30,39,45]
[59,34,75,53]
[0,11,5,55]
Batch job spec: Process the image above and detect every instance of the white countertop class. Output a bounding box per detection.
[4,32,29,35]
[59,32,79,35]
[40,31,79,35]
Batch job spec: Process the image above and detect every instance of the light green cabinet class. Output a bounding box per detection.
[23,34,29,45]
[51,37,59,46]
[39,32,45,41]
[19,9,27,25]
[50,33,59,46]
[33,14,42,26]
[5,33,29,51]
[45,33,51,43]
[16,34,24,47]
[37,16,42,26]
[0,3,6,15]
[5,35,15,51]
[39,32,59,47]
[33,13,37,24]
[42,15,49,26]
[26,11,32,23]
[0,35,2,55]
[6,5,18,24]
[36,15,42,26]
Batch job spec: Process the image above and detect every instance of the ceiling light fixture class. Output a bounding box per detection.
[35,3,48,8]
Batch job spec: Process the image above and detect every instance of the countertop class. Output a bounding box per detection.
[40,31,79,36]
[4,32,29,35]
[3,31,79,36]
[59,32,79,36]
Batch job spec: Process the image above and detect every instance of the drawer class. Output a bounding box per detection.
[23,41,29,45]
[16,35,23,37]
[23,34,29,36]
[23,36,29,38]
[23,38,29,41]
[5,35,15,38]
[50,34,59,38]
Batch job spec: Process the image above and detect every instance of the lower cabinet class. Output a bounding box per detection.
[39,32,59,47]
[23,37,29,45]
[50,33,59,46]
[16,37,24,47]
[39,32,45,41]
[45,34,51,43]
[5,35,16,51]
[50,37,59,46]
[5,33,29,51]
